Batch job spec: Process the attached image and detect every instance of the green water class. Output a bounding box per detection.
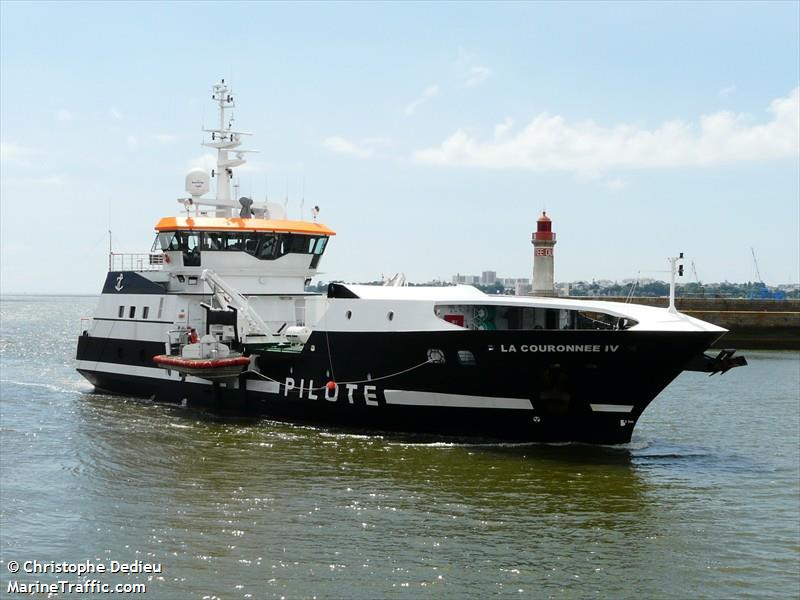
[1,296,798,599]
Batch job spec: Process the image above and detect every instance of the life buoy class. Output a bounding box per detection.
[188,329,199,344]
[164,254,171,263]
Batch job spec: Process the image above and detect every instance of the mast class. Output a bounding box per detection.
[201,79,256,216]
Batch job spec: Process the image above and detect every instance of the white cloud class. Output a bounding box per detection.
[412,87,800,174]
[719,85,737,98]
[126,135,138,149]
[55,109,75,121]
[110,107,123,120]
[322,136,389,159]
[604,178,627,190]
[405,85,440,116]
[154,133,177,144]
[188,153,217,171]
[494,117,514,138]
[0,141,36,167]
[465,66,491,88]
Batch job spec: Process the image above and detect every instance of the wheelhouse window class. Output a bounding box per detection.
[142,306,150,319]
[129,306,136,318]
[256,234,280,259]
[161,231,330,261]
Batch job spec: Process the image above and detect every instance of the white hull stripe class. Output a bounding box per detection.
[75,360,280,394]
[590,404,634,413]
[384,390,532,410]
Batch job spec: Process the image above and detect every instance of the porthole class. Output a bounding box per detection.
[427,349,446,364]
[387,311,394,321]
[346,310,352,320]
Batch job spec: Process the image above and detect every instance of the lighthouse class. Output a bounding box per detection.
[532,211,557,297]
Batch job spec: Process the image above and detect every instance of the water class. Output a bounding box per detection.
[1,295,798,599]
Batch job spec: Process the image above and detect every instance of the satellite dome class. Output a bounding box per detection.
[185,168,210,197]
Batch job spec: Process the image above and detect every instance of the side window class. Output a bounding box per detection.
[163,232,180,251]
[142,306,150,319]
[288,235,312,254]
[118,306,124,318]
[157,298,164,319]
[224,233,243,251]
[202,232,223,251]
[457,350,477,366]
[257,234,279,260]
[182,233,201,267]
[313,237,328,255]
[243,233,259,255]
[129,306,136,319]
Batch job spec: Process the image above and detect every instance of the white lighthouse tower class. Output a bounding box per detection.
[532,211,557,297]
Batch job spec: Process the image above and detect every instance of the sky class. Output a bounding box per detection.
[1,1,798,294]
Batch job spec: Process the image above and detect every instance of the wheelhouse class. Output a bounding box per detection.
[152,217,335,268]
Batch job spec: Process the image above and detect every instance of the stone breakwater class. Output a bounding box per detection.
[570,297,800,350]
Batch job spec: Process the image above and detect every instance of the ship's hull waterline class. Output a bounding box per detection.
[77,329,720,444]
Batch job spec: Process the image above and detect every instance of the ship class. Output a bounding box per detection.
[75,79,746,444]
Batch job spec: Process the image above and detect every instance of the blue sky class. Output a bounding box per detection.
[1,1,798,293]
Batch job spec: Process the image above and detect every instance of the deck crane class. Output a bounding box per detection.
[750,248,764,284]
[691,261,701,284]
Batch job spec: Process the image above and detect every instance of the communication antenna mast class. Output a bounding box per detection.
[691,261,701,284]
[201,79,258,215]
[300,178,305,221]
[750,247,764,284]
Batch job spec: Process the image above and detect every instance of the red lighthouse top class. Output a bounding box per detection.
[534,211,555,241]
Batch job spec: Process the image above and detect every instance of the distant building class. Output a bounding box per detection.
[515,281,533,296]
[481,271,497,285]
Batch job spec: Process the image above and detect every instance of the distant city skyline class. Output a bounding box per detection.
[1,2,798,293]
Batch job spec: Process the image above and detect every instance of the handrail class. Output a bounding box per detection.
[109,253,164,272]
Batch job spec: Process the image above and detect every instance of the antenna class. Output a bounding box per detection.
[750,247,764,284]
[200,79,257,215]
[300,177,305,221]
[284,176,289,219]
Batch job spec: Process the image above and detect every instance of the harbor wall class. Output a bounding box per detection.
[569,297,800,350]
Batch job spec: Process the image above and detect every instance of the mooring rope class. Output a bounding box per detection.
[242,358,433,392]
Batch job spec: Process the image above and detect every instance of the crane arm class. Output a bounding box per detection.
[201,269,271,339]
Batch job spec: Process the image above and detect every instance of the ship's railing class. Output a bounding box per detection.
[109,253,164,272]
[79,316,92,336]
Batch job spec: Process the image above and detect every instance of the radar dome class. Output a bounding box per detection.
[185,168,210,197]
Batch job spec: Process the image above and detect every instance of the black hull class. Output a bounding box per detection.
[76,329,721,444]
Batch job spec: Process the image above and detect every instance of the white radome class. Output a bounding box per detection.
[185,168,210,198]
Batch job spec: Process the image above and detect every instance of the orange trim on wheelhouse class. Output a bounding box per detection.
[155,217,336,236]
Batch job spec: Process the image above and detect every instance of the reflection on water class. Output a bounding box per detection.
[2,297,799,599]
